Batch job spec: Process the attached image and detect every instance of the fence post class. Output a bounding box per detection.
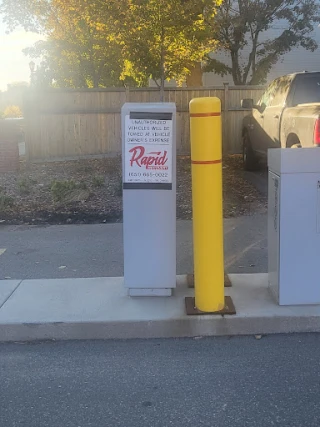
[223,82,229,154]
[125,86,130,103]
[23,89,35,163]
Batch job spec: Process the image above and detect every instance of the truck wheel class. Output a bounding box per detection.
[287,136,301,148]
[243,132,258,171]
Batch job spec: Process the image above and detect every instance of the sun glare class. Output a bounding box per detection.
[0,24,41,91]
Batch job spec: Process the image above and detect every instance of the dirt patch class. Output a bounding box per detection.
[221,155,267,217]
[0,155,266,225]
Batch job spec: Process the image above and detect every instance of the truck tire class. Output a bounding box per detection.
[287,135,301,148]
[242,132,258,171]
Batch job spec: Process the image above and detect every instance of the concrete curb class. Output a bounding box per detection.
[1,274,320,342]
[2,316,320,343]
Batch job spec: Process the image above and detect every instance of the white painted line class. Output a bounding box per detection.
[0,249,7,256]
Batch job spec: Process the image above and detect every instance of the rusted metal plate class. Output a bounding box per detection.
[224,273,232,287]
[187,273,232,288]
[187,274,195,288]
[185,296,236,316]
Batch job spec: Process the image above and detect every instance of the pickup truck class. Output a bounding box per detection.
[241,71,320,170]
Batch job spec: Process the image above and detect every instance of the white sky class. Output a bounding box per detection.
[0,20,42,91]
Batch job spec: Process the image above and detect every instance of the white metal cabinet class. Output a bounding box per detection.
[268,148,320,305]
[121,103,176,297]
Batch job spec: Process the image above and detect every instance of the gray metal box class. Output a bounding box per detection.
[121,103,176,296]
[268,148,320,305]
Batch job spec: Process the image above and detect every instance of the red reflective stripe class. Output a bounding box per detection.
[191,159,222,165]
[190,112,221,117]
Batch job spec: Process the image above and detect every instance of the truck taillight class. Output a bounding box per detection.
[314,119,320,146]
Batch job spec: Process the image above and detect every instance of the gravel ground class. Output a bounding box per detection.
[0,155,266,225]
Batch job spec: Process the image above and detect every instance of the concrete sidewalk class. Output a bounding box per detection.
[1,274,320,342]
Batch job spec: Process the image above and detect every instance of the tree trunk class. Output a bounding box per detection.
[230,51,242,85]
[186,62,203,87]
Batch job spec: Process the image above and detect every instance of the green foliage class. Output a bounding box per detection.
[114,0,219,86]
[3,105,23,118]
[0,0,221,88]
[50,179,77,202]
[78,180,88,190]
[0,195,14,209]
[1,0,140,88]
[18,178,37,195]
[92,175,104,188]
[50,179,90,202]
[203,0,320,85]
[1,0,125,88]
[18,179,31,195]
[0,186,14,210]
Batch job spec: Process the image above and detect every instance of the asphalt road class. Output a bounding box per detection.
[0,215,267,280]
[1,334,320,427]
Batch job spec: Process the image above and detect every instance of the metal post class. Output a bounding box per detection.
[223,82,229,154]
[189,97,224,312]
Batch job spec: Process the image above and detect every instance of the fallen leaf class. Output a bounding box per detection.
[0,156,266,225]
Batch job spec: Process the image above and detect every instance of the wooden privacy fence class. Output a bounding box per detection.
[24,85,265,162]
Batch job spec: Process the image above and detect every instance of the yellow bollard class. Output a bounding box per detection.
[189,97,224,312]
